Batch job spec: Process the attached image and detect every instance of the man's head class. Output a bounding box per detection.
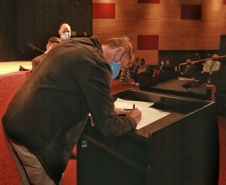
[186,59,191,63]
[135,58,139,64]
[102,36,133,68]
[212,54,219,61]
[186,59,192,65]
[46,37,61,51]
[140,59,145,65]
[59,23,71,41]
[102,36,133,79]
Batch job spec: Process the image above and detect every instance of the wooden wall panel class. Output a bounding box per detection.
[181,5,202,20]
[202,0,223,20]
[93,0,226,65]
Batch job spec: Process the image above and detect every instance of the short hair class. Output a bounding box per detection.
[140,59,145,62]
[48,37,61,44]
[104,36,133,62]
[212,54,219,59]
[59,23,71,30]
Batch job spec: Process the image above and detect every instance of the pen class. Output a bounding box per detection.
[133,104,135,110]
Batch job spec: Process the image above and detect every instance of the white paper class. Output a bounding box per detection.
[135,107,170,129]
[114,98,170,130]
[114,98,154,109]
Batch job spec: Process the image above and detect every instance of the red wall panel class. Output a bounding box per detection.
[137,35,159,50]
[224,0,226,5]
[181,5,202,20]
[138,0,160,3]
[93,3,115,19]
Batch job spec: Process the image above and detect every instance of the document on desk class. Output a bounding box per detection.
[114,98,170,130]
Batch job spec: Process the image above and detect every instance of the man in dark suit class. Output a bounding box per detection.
[179,59,195,78]
[3,36,141,185]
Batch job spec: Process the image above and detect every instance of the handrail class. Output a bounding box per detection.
[178,54,226,71]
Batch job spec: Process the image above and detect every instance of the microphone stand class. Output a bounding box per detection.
[27,43,44,53]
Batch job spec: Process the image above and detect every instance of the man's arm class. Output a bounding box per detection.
[74,53,141,137]
[212,62,221,72]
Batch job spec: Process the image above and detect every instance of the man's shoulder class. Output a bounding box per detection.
[32,53,45,62]
[216,61,221,65]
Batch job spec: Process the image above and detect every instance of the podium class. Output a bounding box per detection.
[77,89,219,185]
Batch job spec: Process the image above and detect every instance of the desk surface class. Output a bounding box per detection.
[78,89,219,185]
[141,78,208,99]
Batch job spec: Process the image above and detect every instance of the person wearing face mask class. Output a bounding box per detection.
[199,54,221,85]
[32,37,61,71]
[58,23,71,41]
[137,59,149,75]
[3,36,141,185]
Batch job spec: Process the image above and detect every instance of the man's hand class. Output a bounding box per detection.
[126,108,142,125]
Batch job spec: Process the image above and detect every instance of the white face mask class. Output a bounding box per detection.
[61,32,71,40]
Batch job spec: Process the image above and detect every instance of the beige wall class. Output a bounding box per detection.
[92,0,226,65]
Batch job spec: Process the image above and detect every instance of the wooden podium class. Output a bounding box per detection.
[77,89,219,185]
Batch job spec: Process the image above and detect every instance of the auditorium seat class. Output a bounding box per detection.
[0,71,31,185]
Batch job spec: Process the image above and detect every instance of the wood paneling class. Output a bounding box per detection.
[93,0,226,65]
[181,5,202,20]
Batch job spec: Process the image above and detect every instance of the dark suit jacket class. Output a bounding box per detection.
[3,37,136,183]
[32,53,46,71]
[180,64,195,78]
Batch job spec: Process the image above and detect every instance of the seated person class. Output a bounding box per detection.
[199,54,221,85]
[137,59,149,74]
[163,59,175,80]
[119,57,133,83]
[58,23,71,41]
[179,59,195,78]
[165,60,173,71]
[132,59,150,85]
[32,37,61,71]
[119,67,130,83]
[153,60,165,78]
[129,57,140,85]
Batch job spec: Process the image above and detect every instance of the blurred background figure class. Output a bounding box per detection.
[32,37,61,71]
[199,54,221,85]
[179,59,195,78]
[129,57,140,85]
[59,23,71,41]
[153,60,165,78]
